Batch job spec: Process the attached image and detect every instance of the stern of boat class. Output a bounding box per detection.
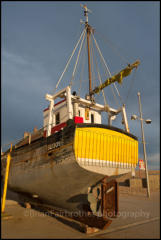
[74,124,138,177]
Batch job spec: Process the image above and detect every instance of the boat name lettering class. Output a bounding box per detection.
[48,141,61,150]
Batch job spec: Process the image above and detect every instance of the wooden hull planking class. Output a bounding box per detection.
[1,123,138,213]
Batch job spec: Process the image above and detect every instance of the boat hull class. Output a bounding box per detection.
[1,122,138,213]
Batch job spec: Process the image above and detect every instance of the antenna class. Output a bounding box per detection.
[80,4,92,24]
[80,4,92,13]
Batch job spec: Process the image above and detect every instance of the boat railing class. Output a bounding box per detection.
[2,122,65,153]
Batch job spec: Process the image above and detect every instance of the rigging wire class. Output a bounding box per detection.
[92,33,111,77]
[124,67,138,104]
[93,35,123,104]
[91,36,108,106]
[94,30,139,106]
[92,33,123,107]
[95,30,130,65]
[70,30,86,87]
[53,29,86,94]
[52,22,137,108]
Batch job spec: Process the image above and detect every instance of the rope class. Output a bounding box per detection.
[94,30,139,106]
[124,67,137,104]
[91,37,108,106]
[92,33,123,107]
[92,33,111,77]
[53,29,86,94]
[70,30,86,87]
[95,30,130,65]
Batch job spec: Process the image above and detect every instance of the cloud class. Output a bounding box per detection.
[2,49,53,95]
[2,50,29,66]
[2,49,54,148]
[139,153,160,170]
[148,153,160,165]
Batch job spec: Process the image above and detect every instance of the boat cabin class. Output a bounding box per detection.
[43,86,103,137]
[43,86,130,137]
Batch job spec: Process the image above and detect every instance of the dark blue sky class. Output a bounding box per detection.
[2,2,160,169]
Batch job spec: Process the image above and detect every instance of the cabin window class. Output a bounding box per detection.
[91,114,94,123]
[56,112,60,125]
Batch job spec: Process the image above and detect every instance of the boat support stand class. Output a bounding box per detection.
[18,177,118,234]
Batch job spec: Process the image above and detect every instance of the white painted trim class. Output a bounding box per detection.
[66,86,73,119]
[71,95,122,115]
[45,86,69,101]
[122,104,130,132]
[47,100,54,137]
[76,157,136,169]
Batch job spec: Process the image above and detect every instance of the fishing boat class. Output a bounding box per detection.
[1,5,140,229]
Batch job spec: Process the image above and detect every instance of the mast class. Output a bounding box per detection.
[86,24,92,96]
[83,5,93,99]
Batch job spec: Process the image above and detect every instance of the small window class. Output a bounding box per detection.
[78,110,81,117]
[56,112,60,125]
[85,108,89,120]
[91,114,94,123]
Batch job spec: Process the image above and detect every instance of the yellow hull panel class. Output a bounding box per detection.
[74,127,138,168]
